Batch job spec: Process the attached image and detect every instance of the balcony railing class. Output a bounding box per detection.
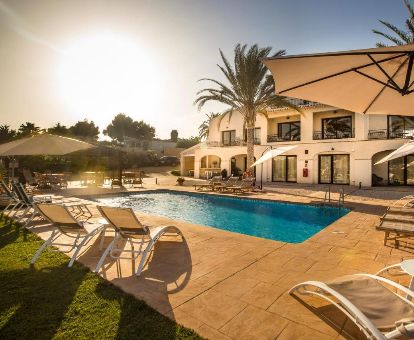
[205,138,260,147]
[368,129,414,140]
[267,134,301,143]
[313,129,355,140]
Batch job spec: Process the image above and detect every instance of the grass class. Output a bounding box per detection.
[0,218,201,339]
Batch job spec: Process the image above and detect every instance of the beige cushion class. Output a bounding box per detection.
[327,275,414,329]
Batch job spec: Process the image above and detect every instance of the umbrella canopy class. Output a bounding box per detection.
[251,145,297,167]
[374,141,414,165]
[0,134,95,156]
[263,44,414,115]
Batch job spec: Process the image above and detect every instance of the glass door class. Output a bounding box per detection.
[407,156,414,185]
[388,158,405,185]
[272,156,286,181]
[287,156,297,182]
[319,155,332,184]
[319,154,350,184]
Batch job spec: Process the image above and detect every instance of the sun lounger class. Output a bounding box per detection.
[228,178,255,194]
[0,180,21,215]
[30,203,105,267]
[194,176,223,191]
[290,272,414,339]
[217,176,241,192]
[95,206,181,276]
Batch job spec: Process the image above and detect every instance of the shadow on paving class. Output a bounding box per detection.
[0,221,200,340]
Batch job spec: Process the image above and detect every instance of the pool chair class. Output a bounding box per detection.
[290,273,414,339]
[194,176,223,191]
[11,183,89,226]
[377,208,414,247]
[30,203,105,267]
[95,206,182,276]
[228,178,255,194]
[217,176,241,192]
[0,180,21,215]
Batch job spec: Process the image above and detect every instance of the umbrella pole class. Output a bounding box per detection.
[259,146,273,190]
[118,150,123,187]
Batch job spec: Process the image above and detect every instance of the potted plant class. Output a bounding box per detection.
[177,177,185,186]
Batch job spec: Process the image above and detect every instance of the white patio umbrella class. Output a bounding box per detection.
[0,134,94,156]
[251,145,298,167]
[263,44,414,115]
[374,141,414,165]
[251,145,298,189]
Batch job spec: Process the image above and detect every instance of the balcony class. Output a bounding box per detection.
[267,134,301,143]
[368,129,414,140]
[313,129,355,140]
[205,138,260,147]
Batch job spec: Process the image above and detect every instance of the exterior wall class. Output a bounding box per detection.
[182,106,410,187]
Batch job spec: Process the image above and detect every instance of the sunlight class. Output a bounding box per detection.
[58,33,159,121]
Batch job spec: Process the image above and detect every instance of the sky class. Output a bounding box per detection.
[0,0,410,140]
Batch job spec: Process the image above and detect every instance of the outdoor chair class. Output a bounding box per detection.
[377,206,414,247]
[95,206,181,276]
[290,272,414,339]
[0,180,21,215]
[228,178,255,194]
[217,176,242,192]
[11,183,90,226]
[30,203,105,267]
[194,175,223,191]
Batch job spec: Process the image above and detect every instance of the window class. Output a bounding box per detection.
[272,155,297,182]
[322,116,353,139]
[388,155,414,185]
[222,130,236,146]
[319,154,350,184]
[277,122,300,141]
[388,115,414,139]
[243,128,261,144]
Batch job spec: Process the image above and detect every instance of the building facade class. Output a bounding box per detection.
[181,103,414,187]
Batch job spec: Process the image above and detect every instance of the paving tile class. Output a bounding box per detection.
[220,305,289,339]
[277,322,336,339]
[240,282,285,309]
[176,289,248,329]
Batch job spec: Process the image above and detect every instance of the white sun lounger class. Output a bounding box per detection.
[31,203,105,267]
[95,206,181,276]
[290,272,414,339]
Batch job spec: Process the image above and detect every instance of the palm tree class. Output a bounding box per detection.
[195,44,299,170]
[373,0,414,46]
[18,122,41,137]
[198,112,220,140]
[0,125,16,143]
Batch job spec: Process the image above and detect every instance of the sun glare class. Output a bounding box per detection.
[58,33,159,121]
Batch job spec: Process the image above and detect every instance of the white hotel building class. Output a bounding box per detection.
[181,101,414,187]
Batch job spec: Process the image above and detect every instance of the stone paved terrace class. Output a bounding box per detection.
[24,182,414,339]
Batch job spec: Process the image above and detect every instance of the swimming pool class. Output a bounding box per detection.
[94,191,349,243]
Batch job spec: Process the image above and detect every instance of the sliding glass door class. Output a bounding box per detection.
[272,156,297,182]
[319,154,350,184]
[388,155,414,185]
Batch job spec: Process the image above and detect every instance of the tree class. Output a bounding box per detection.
[373,0,414,46]
[198,112,220,140]
[18,122,41,137]
[170,129,178,142]
[70,120,99,141]
[103,113,155,143]
[194,44,299,171]
[176,136,200,148]
[48,123,70,135]
[0,125,16,143]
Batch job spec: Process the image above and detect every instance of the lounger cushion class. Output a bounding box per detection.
[327,275,414,329]
[377,220,414,233]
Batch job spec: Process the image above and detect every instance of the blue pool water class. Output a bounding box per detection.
[94,191,349,243]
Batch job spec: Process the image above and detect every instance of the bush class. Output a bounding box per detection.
[170,170,181,176]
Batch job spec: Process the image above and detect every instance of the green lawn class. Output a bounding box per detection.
[0,218,201,339]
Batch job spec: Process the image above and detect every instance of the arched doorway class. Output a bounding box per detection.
[230,154,256,177]
[372,150,414,186]
[199,155,221,179]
